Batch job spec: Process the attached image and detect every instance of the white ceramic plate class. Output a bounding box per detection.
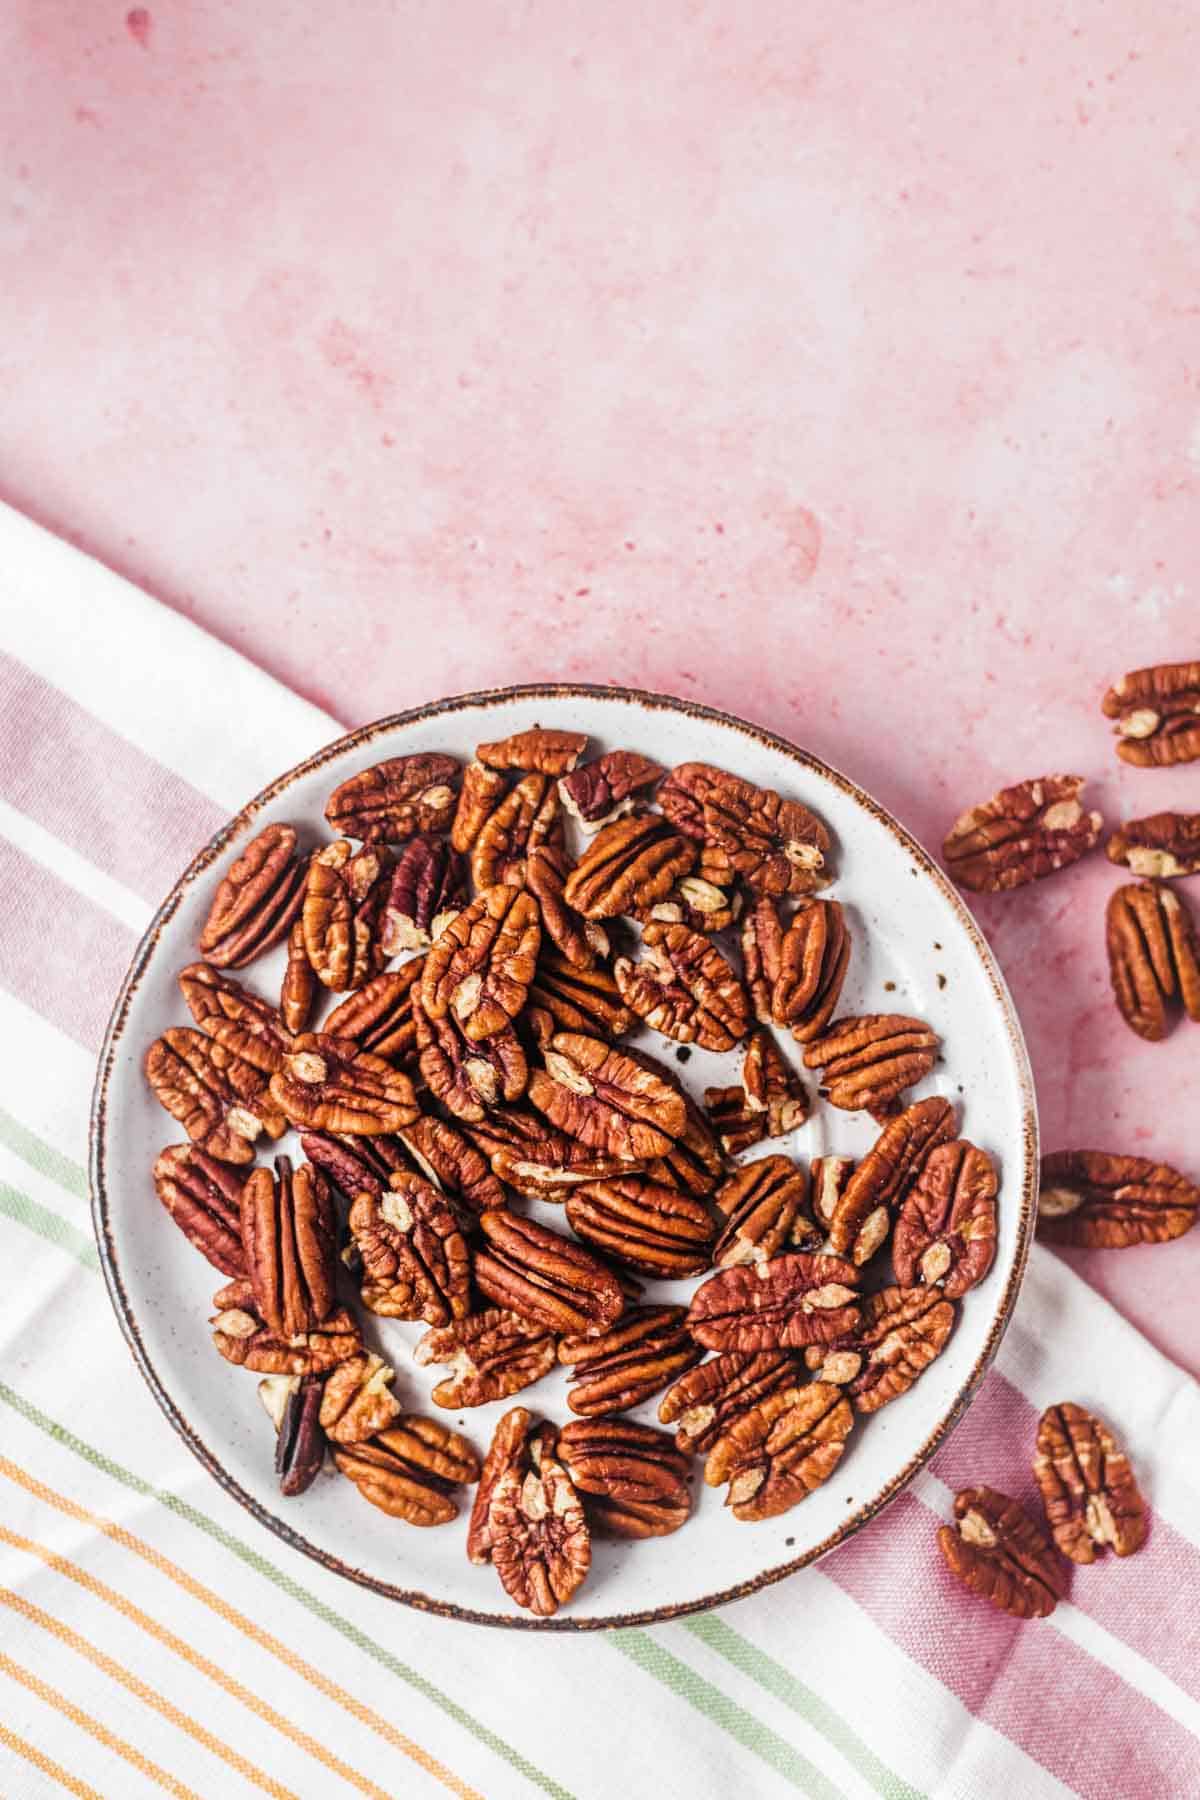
[91,685,1037,1630]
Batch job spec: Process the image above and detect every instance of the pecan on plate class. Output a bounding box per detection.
[828,1096,956,1264]
[477,726,588,776]
[1033,1402,1147,1562]
[802,1013,940,1117]
[1107,811,1200,880]
[474,1209,625,1335]
[711,1156,820,1269]
[614,921,750,1052]
[646,1088,726,1198]
[334,1416,479,1526]
[319,1352,403,1445]
[380,835,467,954]
[487,1441,591,1615]
[399,1113,507,1216]
[199,823,307,969]
[559,1305,702,1417]
[943,775,1102,893]
[563,814,696,919]
[742,897,851,1042]
[1037,1149,1199,1247]
[270,1035,419,1135]
[659,763,831,898]
[804,1286,956,1411]
[324,962,424,1066]
[893,1140,998,1296]
[302,840,391,992]
[687,1253,861,1352]
[809,1155,854,1232]
[559,750,663,830]
[241,1155,337,1337]
[465,1106,632,1199]
[349,1172,470,1324]
[450,761,507,854]
[938,1487,1064,1619]
[658,1350,797,1456]
[258,1373,327,1497]
[298,1129,408,1205]
[415,1310,558,1409]
[145,1027,286,1165]
[414,994,528,1122]
[705,1030,808,1154]
[565,1176,716,1278]
[703,1088,766,1157]
[528,1031,687,1162]
[178,963,292,1074]
[466,1409,547,1564]
[1102,660,1200,768]
[469,773,563,891]
[527,845,610,969]
[211,1280,362,1374]
[527,947,633,1038]
[635,876,741,935]
[152,1144,248,1277]
[421,884,541,1042]
[1106,882,1200,1041]
[280,918,317,1034]
[325,753,460,844]
[705,1381,853,1521]
[557,1418,691,1538]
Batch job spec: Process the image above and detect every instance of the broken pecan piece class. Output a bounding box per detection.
[705,1381,852,1520]
[1102,660,1200,768]
[528,1031,687,1162]
[488,1444,590,1614]
[211,1282,361,1374]
[646,1088,726,1197]
[943,775,1102,892]
[805,1286,956,1411]
[614,921,750,1052]
[380,836,466,954]
[270,1035,419,1135]
[635,877,741,934]
[179,963,292,1074]
[802,1013,940,1116]
[711,1156,819,1268]
[563,814,696,919]
[475,1209,625,1335]
[938,1487,1064,1619]
[302,840,390,991]
[476,726,588,776]
[152,1144,248,1278]
[809,1155,854,1231]
[469,773,563,890]
[705,1032,808,1153]
[658,1350,797,1456]
[318,1352,403,1445]
[325,753,459,843]
[559,750,663,829]
[414,1310,558,1409]
[893,1140,998,1296]
[334,1416,479,1526]
[199,823,307,969]
[559,1305,702,1417]
[324,962,424,1066]
[414,993,528,1122]
[687,1253,861,1351]
[1107,810,1200,880]
[527,844,610,969]
[259,1373,327,1497]
[557,1418,691,1538]
[1106,882,1200,1041]
[349,1172,470,1325]
[421,884,541,1042]
[241,1155,337,1338]
[1037,1149,1198,1247]
[527,947,633,1038]
[829,1097,956,1263]
[280,918,317,1035]
[145,1027,285,1165]
[1033,1402,1147,1563]
[565,1175,716,1278]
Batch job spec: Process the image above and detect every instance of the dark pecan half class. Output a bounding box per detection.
[399,1113,507,1216]
[324,962,424,1066]
[1107,810,1200,880]
[687,1253,861,1351]
[1037,1149,1199,1247]
[349,1172,470,1324]
[614,921,750,1052]
[414,1310,558,1409]
[298,1129,408,1204]
[145,1027,285,1165]
[1106,882,1200,1041]
[318,1352,402,1446]
[559,1305,702,1417]
[1033,1402,1147,1563]
[943,775,1102,892]
[334,1416,479,1526]
[179,963,292,1074]
[658,1350,797,1456]
[829,1097,956,1263]
[469,773,563,890]
[325,754,460,843]
[938,1486,1064,1619]
[413,992,528,1122]
[711,1155,819,1268]
[474,1209,625,1335]
[565,1176,716,1278]
[802,1013,940,1117]
[527,947,634,1038]
[280,918,317,1034]
[420,884,541,1042]
[559,750,663,829]
[563,814,696,919]
[258,1374,327,1497]
[302,840,390,992]
[199,823,307,968]
[488,1442,591,1614]
[805,1286,956,1411]
[557,1418,691,1538]
[705,1381,852,1520]
[1102,661,1200,768]
[527,844,610,969]
[211,1281,361,1374]
[528,1031,686,1162]
[152,1144,247,1277]
[241,1155,337,1337]
[270,1035,419,1135]
[893,1140,998,1296]
[476,727,588,775]
[380,835,467,954]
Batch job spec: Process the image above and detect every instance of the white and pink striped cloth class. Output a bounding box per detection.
[1,499,1197,1800]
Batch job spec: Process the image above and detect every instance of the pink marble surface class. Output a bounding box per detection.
[3,3,1197,1372]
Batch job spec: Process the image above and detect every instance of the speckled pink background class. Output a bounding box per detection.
[3,2,1197,1371]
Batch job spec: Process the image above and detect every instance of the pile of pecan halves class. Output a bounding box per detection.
[933,656,1200,1620]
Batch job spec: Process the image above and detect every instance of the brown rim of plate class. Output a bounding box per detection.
[89,681,1038,1631]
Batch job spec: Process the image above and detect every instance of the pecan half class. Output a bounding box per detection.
[711,1156,819,1268]
[559,1305,702,1417]
[893,1140,998,1296]
[658,1350,797,1456]
[259,1374,327,1496]
[298,1130,408,1204]
[943,775,1102,893]
[334,1416,479,1526]
[659,764,831,897]
[1033,1402,1147,1563]
[565,1176,716,1278]
[467,1408,547,1565]
[804,1286,956,1412]
[179,963,292,1074]
[211,1282,361,1374]
[325,753,460,843]
[421,884,541,1042]
[349,1172,470,1324]
[742,897,851,1043]
[380,835,466,954]
[635,877,741,934]
[302,840,390,991]
[414,1310,558,1409]
[469,773,562,890]
[270,1035,419,1135]
[466,1107,632,1200]
[152,1144,248,1277]
[145,1027,285,1165]
[280,918,317,1034]
[705,1381,852,1520]
[809,1155,854,1231]
[1106,882,1200,1041]
[400,1113,507,1216]
[527,844,610,969]
[241,1155,337,1337]
[488,1445,591,1614]
[687,1253,861,1351]
[559,750,663,829]
[614,921,750,1051]
[829,1097,956,1263]
[527,947,633,1038]
[477,727,588,775]
[802,1013,940,1117]
[414,994,528,1122]
[563,814,696,919]
[318,1352,402,1445]
[475,1208,625,1335]
[528,1031,686,1161]
[199,823,307,968]
[647,1089,726,1197]
[1102,660,1200,768]
[324,962,424,1065]
[557,1418,691,1538]
[1106,811,1200,880]
[1037,1149,1199,1248]
[705,1031,808,1153]
[938,1486,1064,1619]
[450,761,507,854]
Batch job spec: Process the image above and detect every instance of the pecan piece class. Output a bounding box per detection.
[145,1027,285,1165]
[614,921,750,1051]
[705,1381,852,1520]
[179,963,292,1074]
[702,1087,766,1157]
[557,1418,691,1538]
[476,726,588,776]
[1033,1403,1147,1563]
[1102,660,1200,768]
[302,840,391,992]
[705,1030,808,1153]
[334,1416,479,1527]
[635,877,741,934]
[559,750,663,829]
[527,845,610,969]
[565,1176,716,1278]
[466,1107,633,1200]
[475,1209,624,1335]
[325,753,459,843]
[742,897,851,1041]
[712,1156,819,1268]
[658,1350,797,1456]
[563,814,696,919]
[414,995,527,1122]
[241,1155,337,1337]
[318,1352,402,1445]
[659,764,831,897]
[809,1155,854,1231]
[199,823,307,969]
[349,1172,470,1324]
[450,761,507,854]
[893,1140,998,1296]
[400,1113,507,1216]
[805,1286,956,1411]
[470,773,562,890]
[646,1088,726,1197]
[380,835,466,954]
[466,1407,548,1565]
[687,1253,861,1351]
[528,1031,686,1161]
[829,1097,956,1263]
[270,1034,419,1135]
[1037,1149,1198,1248]
[280,918,317,1034]
[527,947,634,1038]
[488,1446,590,1614]
[938,1487,1064,1619]
[259,1374,327,1497]
[943,775,1102,893]
[298,1129,408,1205]
[211,1282,361,1374]
[1106,882,1200,1041]
[1106,811,1200,880]
[421,884,541,1042]
[415,1310,558,1409]
[324,962,424,1066]
[152,1144,247,1277]
[559,1305,702,1417]
[802,1013,940,1116]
